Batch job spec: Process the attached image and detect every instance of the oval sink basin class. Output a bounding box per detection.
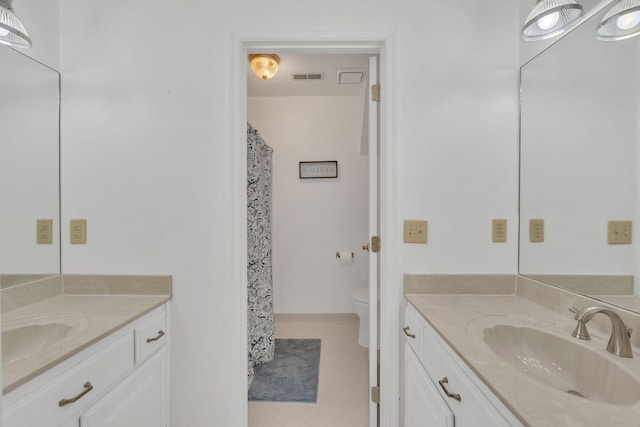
[3,323,72,366]
[2,313,90,367]
[468,316,640,405]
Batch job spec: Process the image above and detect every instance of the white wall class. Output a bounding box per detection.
[58,0,520,425]
[248,96,368,314]
[399,3,520,274]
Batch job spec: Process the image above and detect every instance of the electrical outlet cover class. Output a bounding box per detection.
[608,221,632,244]
[492,219,507,243]
[404,220,428,243]
[37,219,53,244]
[70,219,87,244]
[529,219,544,243]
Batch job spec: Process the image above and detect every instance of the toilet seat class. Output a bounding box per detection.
[351,288,379,304]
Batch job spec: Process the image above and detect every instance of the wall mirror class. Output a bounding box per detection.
[0,45,61,287]
[519,5,640,312]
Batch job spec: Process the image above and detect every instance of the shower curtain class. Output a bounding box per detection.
[247,123,275,387]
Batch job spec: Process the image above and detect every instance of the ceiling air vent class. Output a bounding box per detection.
[337,68,365,84]
[291,73,324,81]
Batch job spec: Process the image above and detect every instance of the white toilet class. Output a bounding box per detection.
[351,288,380,349]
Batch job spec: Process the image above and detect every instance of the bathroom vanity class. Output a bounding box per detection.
[1,277,171,427]
[403,276,640,427]
[403,303,522,426]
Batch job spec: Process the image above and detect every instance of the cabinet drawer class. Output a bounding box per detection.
[135,306,167,364]
[420,324,514,427]
[403,304,423,357]
[4,332,134,427]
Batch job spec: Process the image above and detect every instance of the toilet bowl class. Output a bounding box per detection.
[351,288,380,349]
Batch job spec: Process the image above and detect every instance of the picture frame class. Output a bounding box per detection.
[299,161,338,179]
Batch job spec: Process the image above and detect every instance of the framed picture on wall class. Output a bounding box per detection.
[299,161,338,179]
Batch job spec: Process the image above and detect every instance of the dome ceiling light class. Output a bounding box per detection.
[249,54,280,80]
[596,0,640,41]
[522,0,583,41]
[0,0,31,49]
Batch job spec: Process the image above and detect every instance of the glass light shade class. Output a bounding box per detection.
[249,54,280,80]
[537,11,560,29]
[522,0,583,41]
[0,0,31,49]
[596,0,640,41]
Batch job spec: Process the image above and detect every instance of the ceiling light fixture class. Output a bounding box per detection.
[596,0,640,41]
[249,54,280,80]
[522,0,583,41]
[0,0,31,49]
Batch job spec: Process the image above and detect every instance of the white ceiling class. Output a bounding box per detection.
[247,53,370,97]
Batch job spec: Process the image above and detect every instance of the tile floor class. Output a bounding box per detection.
[248,317,370,427]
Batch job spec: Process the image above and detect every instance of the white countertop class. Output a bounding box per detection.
[406,293,640,427]
[2,293,169,394]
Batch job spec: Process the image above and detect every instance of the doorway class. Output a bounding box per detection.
[247,52,373,426]
[229,34,399,427]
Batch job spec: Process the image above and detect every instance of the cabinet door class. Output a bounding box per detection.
[80,348,167,427]
[404,343,453,427]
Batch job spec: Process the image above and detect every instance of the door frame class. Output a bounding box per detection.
[229,31,401,427]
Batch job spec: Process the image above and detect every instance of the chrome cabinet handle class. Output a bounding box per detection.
[59,382,93,407]
[402,326,416,339]
[146,330,165,343]
[438,377,461,402]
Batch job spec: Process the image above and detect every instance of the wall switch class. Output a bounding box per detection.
[492,219,507,242]
[36,219,53,244]
[404,220,428,243]
[529,219,544,243]
[608,221,632,244]
[70,219,87,244]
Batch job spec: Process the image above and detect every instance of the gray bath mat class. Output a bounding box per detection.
[248,338,321,402]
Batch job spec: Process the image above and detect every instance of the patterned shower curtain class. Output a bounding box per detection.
[247,123,275,387]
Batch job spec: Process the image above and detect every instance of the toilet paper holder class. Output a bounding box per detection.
[336,251,354,259]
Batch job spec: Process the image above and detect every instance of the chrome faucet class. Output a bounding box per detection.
[570,306,633,358]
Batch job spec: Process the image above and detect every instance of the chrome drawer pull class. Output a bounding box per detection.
[438,377,461,402]
[402,326,416,339]
[59,382,93,407]
[146,330,165,343]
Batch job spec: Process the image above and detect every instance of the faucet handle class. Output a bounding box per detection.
[572,320,591,340]
[569,306,579,316]
[628,326,633,338]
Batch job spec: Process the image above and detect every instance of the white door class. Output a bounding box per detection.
[367,54,380,427]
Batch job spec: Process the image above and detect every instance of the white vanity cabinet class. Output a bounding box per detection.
[403,303,521,427]
[3,303,170,427]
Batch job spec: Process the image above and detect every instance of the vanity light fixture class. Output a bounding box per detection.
[596,0,640,41]
[522,0,583,41]
[0,0,31,49]
[249,54,280,80]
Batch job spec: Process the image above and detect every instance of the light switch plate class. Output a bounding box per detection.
[529,219,544,243]
[404,220,427,243]
[492,219,507,242]
[70,219,87,244]
[608,221,632,244]
[37,219,53,244]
